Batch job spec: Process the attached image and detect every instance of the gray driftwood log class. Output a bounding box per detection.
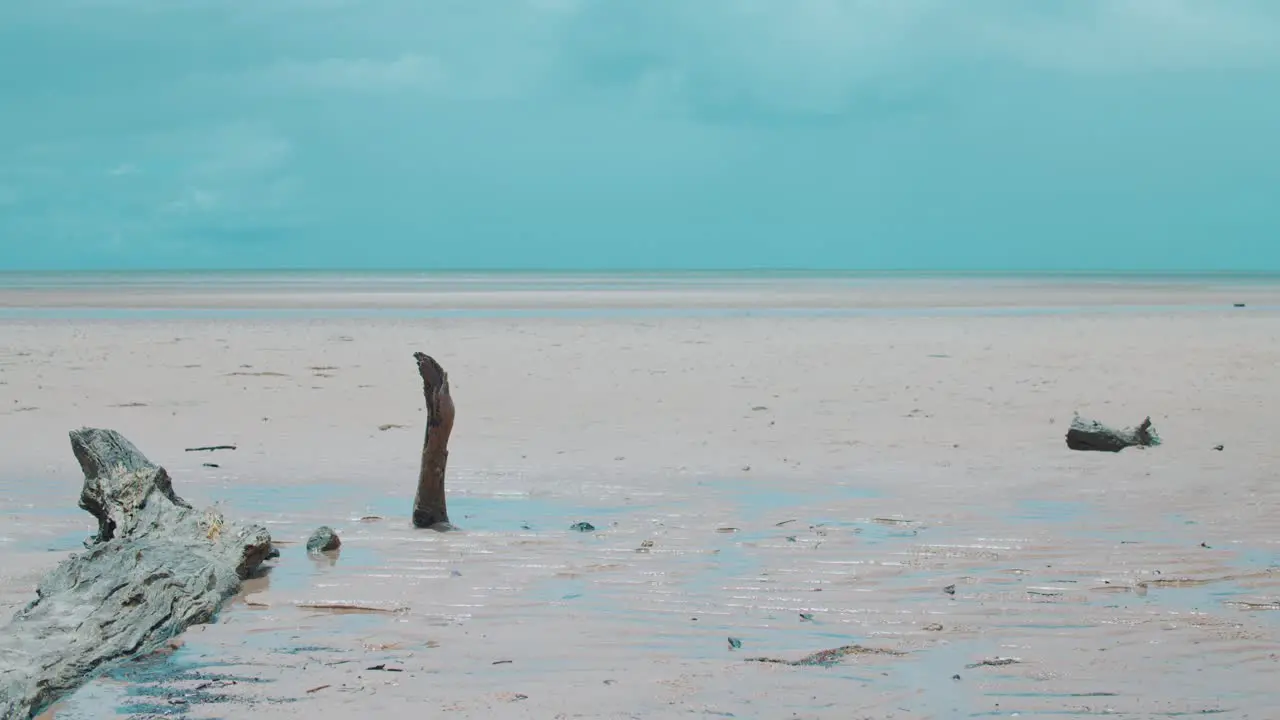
[1065,415,1161,452]
[0,428,273,719]
[412,352,455,531]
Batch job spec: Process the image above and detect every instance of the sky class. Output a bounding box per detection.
[1,0,1278,272]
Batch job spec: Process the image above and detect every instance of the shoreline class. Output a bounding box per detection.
[1,304,1275,321]
[0,271,1277,313]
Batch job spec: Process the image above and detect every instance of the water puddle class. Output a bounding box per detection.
[40,644,281,719]
[16,475,1280,718]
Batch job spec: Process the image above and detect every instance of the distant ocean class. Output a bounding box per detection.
[2,268,1280,290]
[0,269,1274,320]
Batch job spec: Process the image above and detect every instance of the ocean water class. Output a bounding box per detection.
[3,268,1280,290]
[0,269,1276,320]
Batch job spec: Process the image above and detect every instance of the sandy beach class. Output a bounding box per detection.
[3,274,1280,718]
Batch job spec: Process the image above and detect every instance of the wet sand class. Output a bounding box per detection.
[3,275,1280,718]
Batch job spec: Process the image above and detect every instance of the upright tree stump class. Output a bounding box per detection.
[412,352,455,531]
[0,429,273,719]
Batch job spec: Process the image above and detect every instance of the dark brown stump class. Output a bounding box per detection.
[412,352,455,531]
[1065,415,1161,452]
[0,428,273,719]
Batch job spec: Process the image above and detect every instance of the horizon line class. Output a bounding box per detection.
[4,268,1280,277]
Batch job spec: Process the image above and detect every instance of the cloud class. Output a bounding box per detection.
[18,1,1278,118]
[2,0,1278,270]
[162,187,218,214]
[971,0,1280,74]
[184,122,292,177]
[261,54,447,93]
[0,121,302,263]
[551,0,1280,118]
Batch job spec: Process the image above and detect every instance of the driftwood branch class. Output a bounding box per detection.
[0,428,273,719]
[412,352,455,531]
[1065,415,1161,452]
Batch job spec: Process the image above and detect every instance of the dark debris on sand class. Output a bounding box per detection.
[1065,415,1161,452]
[746,644,905,667]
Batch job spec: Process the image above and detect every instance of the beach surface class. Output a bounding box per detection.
[2,274,1280,718]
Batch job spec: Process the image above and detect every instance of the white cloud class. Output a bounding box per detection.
[119,0,1280,118]
[262,54,447,93]
[562,0,1280,116]
[163,187,218,214]
[187,122,292,177]
[527,0,583,14]
[3,0,1278,269]
[971,0,1280,73]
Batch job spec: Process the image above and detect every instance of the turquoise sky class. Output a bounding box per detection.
[2,1,1278,271]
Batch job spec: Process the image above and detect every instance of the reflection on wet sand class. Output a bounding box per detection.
[17,475,1280,719]
[6,295,1280,718]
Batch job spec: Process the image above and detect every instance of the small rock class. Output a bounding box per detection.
[924,623,944,631]
[569,521,596,532]
[943,584,956,596]
[728,637,742,650]
[306,526,341,553]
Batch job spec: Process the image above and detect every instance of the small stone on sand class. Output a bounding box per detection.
[306,526,341,553]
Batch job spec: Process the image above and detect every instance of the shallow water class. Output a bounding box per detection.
[1,303,1276,322]
[6,466,1274,719]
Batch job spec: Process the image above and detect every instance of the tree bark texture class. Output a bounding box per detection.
[0,428,273,719]
[412,352,455,530]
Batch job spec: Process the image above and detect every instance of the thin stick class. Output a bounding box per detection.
[412,352,455,531]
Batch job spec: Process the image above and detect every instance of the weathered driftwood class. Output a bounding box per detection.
[1065,415,1161,452]
[0,428,273,719]
[746,644,905,667]
[412,352,455,530]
